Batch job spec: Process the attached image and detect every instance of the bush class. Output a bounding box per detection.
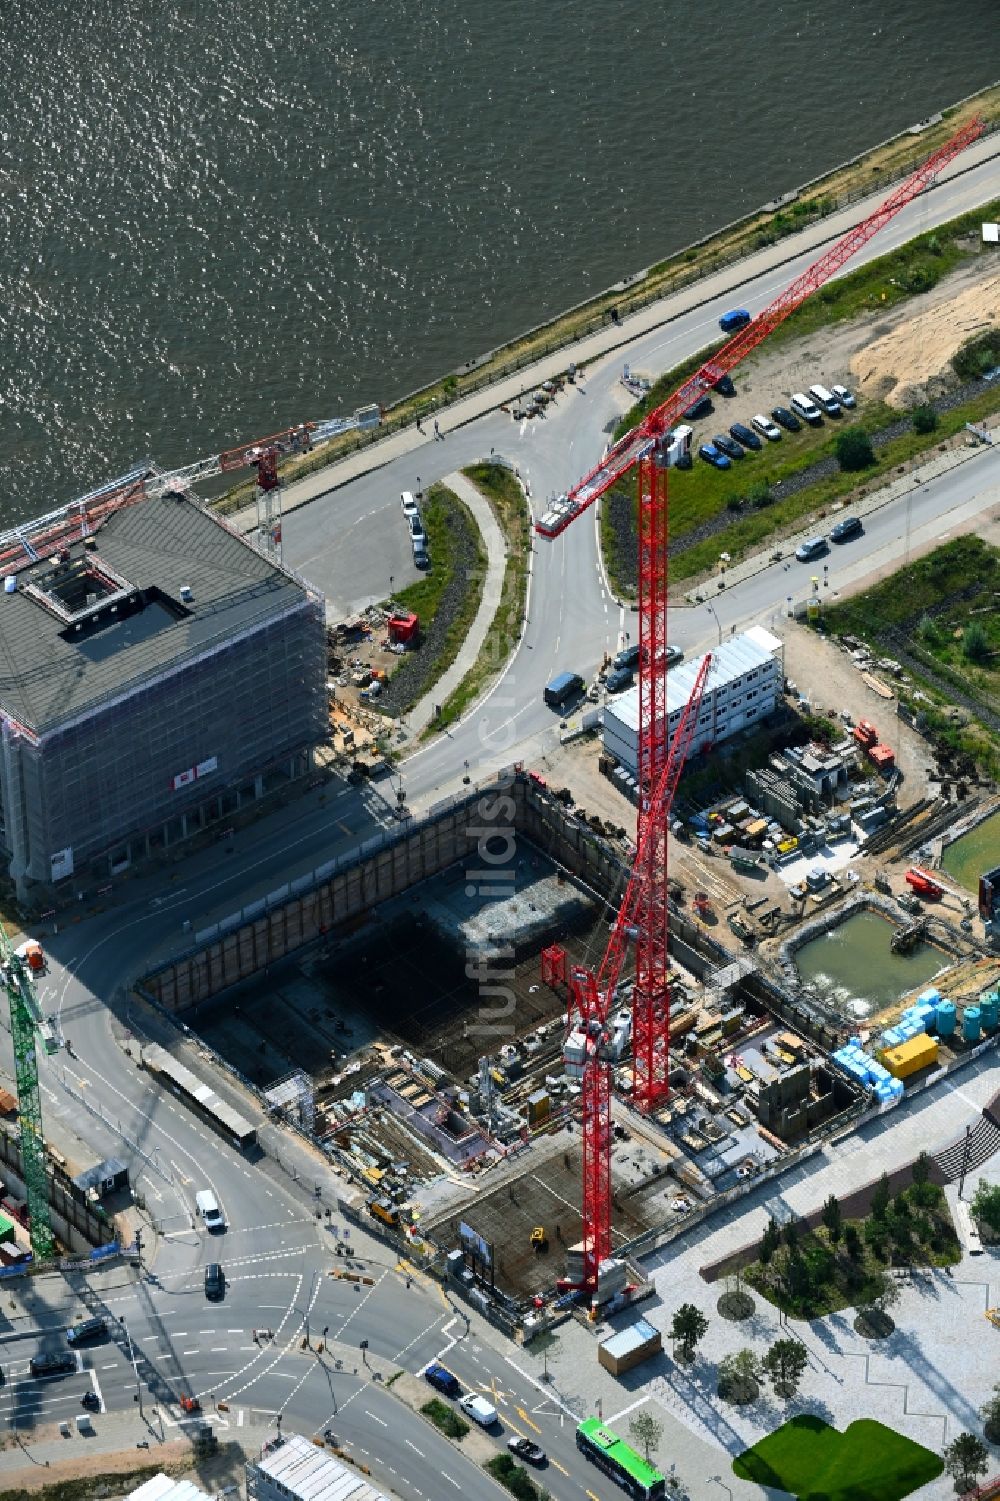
[972,1180,1000,1234]
[911,404,938,434]
[421,1399,469,1439]
[835,427,876,472]
[952,327,1000,381]
[963,620,990,663]
[749,480,773,509]
[485,1454,545,1501]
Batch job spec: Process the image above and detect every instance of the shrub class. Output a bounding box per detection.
[486,1454,545,1501]
[963,620,990,663]
[972,1180,1000,1234]
[421,1399,469,1439]
[835,427,876,472]
[749,480,773,508]
[952,328,1000,381]
[911,404,938,434]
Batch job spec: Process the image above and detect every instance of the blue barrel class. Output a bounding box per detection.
[962,1006,982,1043]
[918,987,941,1007]
[980,993,998,1032]
[935,1000,957,1038]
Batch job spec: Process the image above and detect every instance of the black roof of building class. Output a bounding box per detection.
[0,492,310,736]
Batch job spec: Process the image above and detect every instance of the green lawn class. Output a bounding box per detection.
[733,1416,943,1501]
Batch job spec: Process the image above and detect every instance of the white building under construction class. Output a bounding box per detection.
[0,480,326,898]
[603,626,784,778]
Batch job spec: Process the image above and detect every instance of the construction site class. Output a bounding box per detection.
[131,118,1000,1328]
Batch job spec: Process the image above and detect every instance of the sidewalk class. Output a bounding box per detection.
[222,134,1000,537]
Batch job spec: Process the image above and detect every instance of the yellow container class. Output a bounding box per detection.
[883,1032,939,1079]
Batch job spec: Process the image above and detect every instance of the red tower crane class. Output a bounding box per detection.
[540,116,982,1288]
[564,654,712,1287]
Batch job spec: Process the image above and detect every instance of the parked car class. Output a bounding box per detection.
[790,393,823,426]
[408,513,426,543]
[712,433,744,461]
[830,515,863,542]
[613,643,640,671]
[831,383,856,408]
[730,422,762,452]
[459,1393,498,1428]
[771,405,802,433]
[795,536,828,562]
[751,413,782,442]
[605,667,633,694]
[544,671,584,708]
[508,1436,546,1465]
[29,1352,77,1378]
[808,384,842,417]
[204,1263,225,1299]
[400,490,419,518]
[698,442,730,470]
[424,1362,461,1397]
[684,394,713,420]
[412,538,430,569]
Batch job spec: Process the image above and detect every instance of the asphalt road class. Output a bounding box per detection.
[2,149,998,1499]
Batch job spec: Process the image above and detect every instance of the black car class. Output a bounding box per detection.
[831,515,863,542]
[683,394,713,420]
[730,422,762,452]
[711,374,736,397]
[29,1351,77,1378]
[771,405,802,433]
[424,1362,461,1397]
[508,1436,546,1466]
[713,433,744,461]
[204,1263,225,1299]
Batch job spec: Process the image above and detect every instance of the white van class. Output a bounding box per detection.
[196,1189,226,1232]
[400,490,418,519]
[808,384,841,417]
[790,392,823,426]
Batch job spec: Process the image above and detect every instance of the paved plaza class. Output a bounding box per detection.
[509,1054,999,1499]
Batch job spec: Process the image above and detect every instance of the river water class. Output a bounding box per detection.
[1,1,995,523]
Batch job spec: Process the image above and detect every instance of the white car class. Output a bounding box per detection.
[831,383,856,408]
[751,413,782,442]
[400,490,419,518]
[459,1393,498,1428]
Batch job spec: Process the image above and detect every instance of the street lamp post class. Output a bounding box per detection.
[121,1317,143,1419]
[705,603,723,645]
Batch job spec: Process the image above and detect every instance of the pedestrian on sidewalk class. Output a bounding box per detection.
[416,415,423,433]
[433,418,441,440]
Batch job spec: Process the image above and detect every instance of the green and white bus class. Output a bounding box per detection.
[576,1417,667,1500]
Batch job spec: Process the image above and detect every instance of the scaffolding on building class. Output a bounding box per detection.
[264,1070,315,1135]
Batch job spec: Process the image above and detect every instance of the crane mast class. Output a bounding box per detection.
[545,115,983,1292]
[0,931,55,1261]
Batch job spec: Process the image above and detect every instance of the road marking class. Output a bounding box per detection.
[404,1439,425,1458]
[607,1394,650,1424]
[100,1362,118,1370]
[211,1347,228,1353]
[364,1410,388,1427]
[227,1329,242,1334]
[442,1476,461,1489]
[517,1405,542,1434]
[587,1491,602,1501]
[237,1408,245,1427]
[550,1459,569,1476]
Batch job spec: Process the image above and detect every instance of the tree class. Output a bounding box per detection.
[981,1382,1000,1443]
[821,1194,843,1244]
[871,1172,892,1220]
[760,1217,782,1266]
[670,1303,709,1363]
[835,427,876,472]
[782,1218,801,1252]
[629,1411,664,1464]
[911,404,938,435]
[762,1337,809,1398]
[963,620,989,663]
[857,1271,901,1336]
[943,1432,989,1492]
[844,1224,862,1261]
[911,1151,931,1186]
[718,1348,761,1404]
[971,1179,1000,1235]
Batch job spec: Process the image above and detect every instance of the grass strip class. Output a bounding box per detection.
[421,1397,470,1440]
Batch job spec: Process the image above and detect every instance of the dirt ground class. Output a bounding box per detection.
[851,267,1000,408]
[734,252,1000,415]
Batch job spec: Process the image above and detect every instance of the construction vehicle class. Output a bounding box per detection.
[905,868,943,900]
[529,1226,548,1253]
[536,116,983,1291]
[368,1196,400,1228]
[0,929,54,1260]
